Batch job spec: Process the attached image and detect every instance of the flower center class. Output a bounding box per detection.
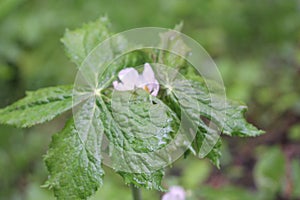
[143,85,150,93]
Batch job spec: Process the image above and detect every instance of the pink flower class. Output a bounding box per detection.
[162,186,186,200]
[113,63,159,96]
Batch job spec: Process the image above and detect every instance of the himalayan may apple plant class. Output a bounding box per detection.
[0,17,264,200]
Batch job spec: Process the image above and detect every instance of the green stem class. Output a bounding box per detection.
[130,184,142,200]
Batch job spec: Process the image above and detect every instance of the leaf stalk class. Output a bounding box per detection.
[130,184,142,200]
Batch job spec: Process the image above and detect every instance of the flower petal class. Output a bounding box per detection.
[113,67,139,91]
[113,80,132,91]
[118,68,139,85]
[142,63,156,82]
[148,81,159,96]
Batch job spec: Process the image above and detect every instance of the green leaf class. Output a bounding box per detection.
[168,78,264,137]
[193,131,222,168]
[156,25,263,139]
[99,90,179,152]
[118,170,165,191]
[0,85,74,128]
[154,26,263,166]
[44,118,104,200]
[204,138,222,167]
[61,17,112,66]
[96,89,179,173]
[154,66,263,165]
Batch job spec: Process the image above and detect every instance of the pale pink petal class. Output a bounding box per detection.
[118,68,139,86]
[113,68,139,91]
[162,186,186,200]
[142,63,156,81]
[113,80,133,91]
[118,68,137,80]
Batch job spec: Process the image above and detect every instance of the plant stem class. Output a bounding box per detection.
[130,184,142,200]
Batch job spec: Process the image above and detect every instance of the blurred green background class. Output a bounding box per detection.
[0,0,299,199]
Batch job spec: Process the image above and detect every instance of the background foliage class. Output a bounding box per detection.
[0,0,299,199]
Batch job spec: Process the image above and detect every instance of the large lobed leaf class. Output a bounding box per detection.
[169,79,264,137]
[61,17,112,67]
[0,85,74,128]
[155,28,264,167]
[168,78,263,167]
[44,118,104,200]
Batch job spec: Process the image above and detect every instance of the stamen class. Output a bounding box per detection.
[143,85,150,93]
